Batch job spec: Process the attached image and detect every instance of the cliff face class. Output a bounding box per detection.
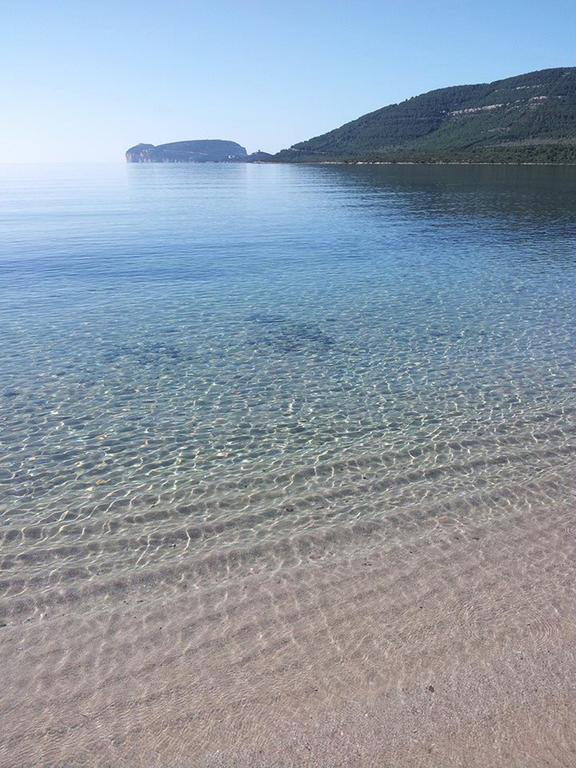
[126,140,247,163]
[276,67,576,164]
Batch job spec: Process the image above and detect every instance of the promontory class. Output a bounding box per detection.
[276,67,576,164]
[126,140,248,163]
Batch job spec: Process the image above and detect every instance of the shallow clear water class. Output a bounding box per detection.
[0,162,575,609]
[2,162,576,767]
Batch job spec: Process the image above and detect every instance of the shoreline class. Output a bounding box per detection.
[124,158,576,167]
[266,159,576,167]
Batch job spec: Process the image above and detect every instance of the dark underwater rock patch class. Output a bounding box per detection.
[247,317,336,354]
[103,341,196,367]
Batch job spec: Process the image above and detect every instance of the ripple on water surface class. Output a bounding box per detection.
[0,163,575,766]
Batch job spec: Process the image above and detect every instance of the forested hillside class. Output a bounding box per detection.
[276,68,576,163]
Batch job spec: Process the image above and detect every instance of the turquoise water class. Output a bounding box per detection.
[0,162,575,609]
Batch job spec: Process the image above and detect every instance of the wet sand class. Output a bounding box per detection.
[2,467,575,768]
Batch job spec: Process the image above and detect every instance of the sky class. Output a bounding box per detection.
[2,0,575,162]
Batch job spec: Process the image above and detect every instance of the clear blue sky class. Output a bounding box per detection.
[3,0,575,162]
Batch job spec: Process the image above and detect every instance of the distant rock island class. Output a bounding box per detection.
[275,67,576,164]
[126,140,272,163]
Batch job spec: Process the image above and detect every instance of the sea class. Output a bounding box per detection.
[1,162,575,767]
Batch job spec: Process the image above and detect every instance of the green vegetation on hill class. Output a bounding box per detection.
[276,68,576,164]
[125,141,273,163]
[126,140,247,162]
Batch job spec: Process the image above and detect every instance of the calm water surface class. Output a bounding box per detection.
[0,162,575,604]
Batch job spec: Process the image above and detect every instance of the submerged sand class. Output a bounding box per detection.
[1,463,575,768]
